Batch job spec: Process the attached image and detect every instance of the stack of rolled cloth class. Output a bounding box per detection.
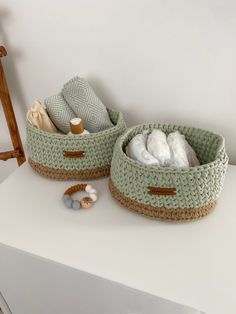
[126,129,200,168]
[44,76,114,134]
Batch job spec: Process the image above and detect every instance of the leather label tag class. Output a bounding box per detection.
[63,151,85,158]
[148,186,176,196]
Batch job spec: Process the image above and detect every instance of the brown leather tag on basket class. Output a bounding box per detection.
[148,186,176,196]
[63,151,85,158]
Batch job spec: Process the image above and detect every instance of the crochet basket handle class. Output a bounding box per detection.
[148,186,176,196]
[63,151,85,158]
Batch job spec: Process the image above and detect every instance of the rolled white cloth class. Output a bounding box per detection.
[27,101,58,133]
[147,129,171,166]
[182,136,200,167]
[167,131,199,167]
[126,133,160,165]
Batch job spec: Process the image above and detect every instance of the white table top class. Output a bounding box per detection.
[0,162,235,314]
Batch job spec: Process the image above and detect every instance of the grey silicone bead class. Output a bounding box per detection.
[72,200,81,210]
[64,197,73,208]
[63,194,70,202]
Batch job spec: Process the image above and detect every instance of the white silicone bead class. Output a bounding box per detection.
[88,188,97,195]
[85,185,93,193]
[89,193,97,202]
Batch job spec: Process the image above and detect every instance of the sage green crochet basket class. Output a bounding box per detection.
[27,109,126,180]
[109,123,228,221]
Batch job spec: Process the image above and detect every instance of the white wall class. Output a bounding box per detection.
[0,0,236,179]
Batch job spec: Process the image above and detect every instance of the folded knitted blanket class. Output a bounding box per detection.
[62,76,113,133]
[44,93,76,134]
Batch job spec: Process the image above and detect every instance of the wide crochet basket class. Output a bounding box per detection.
[27,109,126,180]
[109,123,228,221]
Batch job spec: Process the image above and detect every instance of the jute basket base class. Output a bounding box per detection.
[109,178,216,221]
[29,158,110,180]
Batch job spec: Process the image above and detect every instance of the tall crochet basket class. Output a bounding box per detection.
[27,109,126,180]
[109,123,228,221]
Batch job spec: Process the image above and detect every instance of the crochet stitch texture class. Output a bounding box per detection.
[109,123,228,221]
[27,109,126,180]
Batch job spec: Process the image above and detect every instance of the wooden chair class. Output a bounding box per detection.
[0,45,25,166]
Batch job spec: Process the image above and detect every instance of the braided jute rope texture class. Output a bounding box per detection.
[29,158,110,180]
[27,109,126,180]
[64,183,87,195]
[109,178,216,221]
[110,123,228,221]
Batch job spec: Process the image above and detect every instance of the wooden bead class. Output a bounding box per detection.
[80,197,93,208]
